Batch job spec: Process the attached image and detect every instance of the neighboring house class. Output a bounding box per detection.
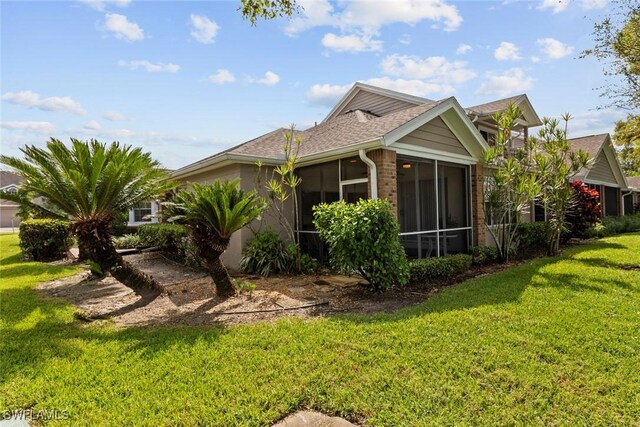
[170,82,628,269]
[0,171,22,229]
[567,134,628,217]
[625,176,640,214]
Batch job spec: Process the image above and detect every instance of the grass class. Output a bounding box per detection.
[1,232,639,426]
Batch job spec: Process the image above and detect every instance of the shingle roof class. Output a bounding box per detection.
[567,133,609,157]
[227,100,444,160]
[467,95,524,115]
[0,171,22,188]
[627,176,640,189]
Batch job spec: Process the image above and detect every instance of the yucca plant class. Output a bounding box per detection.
[0,138,174,293]
[164,180,267,297]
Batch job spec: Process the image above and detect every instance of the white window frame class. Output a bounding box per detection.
[128,201,159,226]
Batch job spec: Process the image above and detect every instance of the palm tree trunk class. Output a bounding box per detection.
[204,256,235,297]
[192,230,235,298]
[73,219,160,295]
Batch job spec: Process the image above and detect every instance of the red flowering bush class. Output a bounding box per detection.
[566,181,601,238]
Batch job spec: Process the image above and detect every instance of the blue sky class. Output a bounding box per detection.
[1,0,624,169]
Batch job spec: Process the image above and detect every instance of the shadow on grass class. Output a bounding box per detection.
[2,234,638,383]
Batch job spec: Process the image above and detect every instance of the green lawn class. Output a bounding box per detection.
[1,233,639,426]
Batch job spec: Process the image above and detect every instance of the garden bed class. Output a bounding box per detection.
[37,251,522,327]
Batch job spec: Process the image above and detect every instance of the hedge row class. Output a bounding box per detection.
[19,218,72,261]
[409,254,473,284]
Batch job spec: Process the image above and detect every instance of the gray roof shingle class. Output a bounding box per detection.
[228,100,444,160]
[467,95,524,115]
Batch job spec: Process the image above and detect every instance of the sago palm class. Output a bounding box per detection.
[0,138,174,293]
[165,180,267,297]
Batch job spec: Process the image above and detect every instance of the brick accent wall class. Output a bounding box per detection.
[367,149,398,217]
[471,164,486,247]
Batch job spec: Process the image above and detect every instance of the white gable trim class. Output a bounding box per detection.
[384,98,489,162]
[580,135,627,189]
[323,82,429,123]
[0,184,19,192]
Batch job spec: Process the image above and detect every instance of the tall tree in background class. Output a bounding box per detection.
[581,0,640,109]
[614,114,640,176]
[240,0,300,24]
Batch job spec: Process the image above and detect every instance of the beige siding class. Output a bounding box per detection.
[0,205,20,228]
[397,117,470,156]
[179,164,241,187]
[586,150,618,186]
[174,164,292,271]
[341,91,416,117]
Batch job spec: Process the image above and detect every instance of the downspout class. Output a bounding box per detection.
[622,190,633,215]
[359,149,378,199]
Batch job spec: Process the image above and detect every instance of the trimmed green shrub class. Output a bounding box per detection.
[241,229,289,277]
[313,199,409,291]
[470,246,500,266]
[112,234,144,249]
[600,214,640,235]
[517,222,553,253]
[137,223,198,266]
[19,218,72,261]
[409,254,473,284]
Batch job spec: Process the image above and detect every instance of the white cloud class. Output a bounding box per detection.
[399,34,412,45]
[1,121,56,135]
[307,76,456,107]
[476,68,534,97]
[190,14,219,44]
[531,56,541,63]
[78,0,131,12]
[580,0,607,9]
[286,0,462,35]
[103,13,145,41]
[83,120,102,131]
[1,91,86,115]
[321,33,383,53]
[103,111,128,121]
[568,109,625,137]
[494,42,521,61]
[537,38,574,59]
[381,54,476,83]
[248,71,281,86]
[118,60,180,73]
[456,43,472,55]
[538,0,570,13]
[208,69,235,84]
[306,83,352,106]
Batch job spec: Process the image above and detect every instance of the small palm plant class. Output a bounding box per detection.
[0,138,174,293]
[164,180,267,297]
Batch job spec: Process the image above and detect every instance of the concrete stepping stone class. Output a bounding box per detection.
[273,411,356,427]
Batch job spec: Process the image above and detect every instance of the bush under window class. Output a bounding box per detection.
[313,199,409,292]
[409,254,472,284]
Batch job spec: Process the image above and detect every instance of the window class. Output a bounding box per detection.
[296,156,371,262]
[397,157,471,258]
[132,201,153,222]
[480,130,496,145]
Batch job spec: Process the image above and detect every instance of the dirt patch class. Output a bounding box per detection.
[37,252,518,328]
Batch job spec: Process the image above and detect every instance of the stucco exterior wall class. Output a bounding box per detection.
[174,163,294,271]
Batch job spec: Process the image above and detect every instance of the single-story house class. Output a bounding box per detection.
[166,83,630,269]
[0,171,22,229]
